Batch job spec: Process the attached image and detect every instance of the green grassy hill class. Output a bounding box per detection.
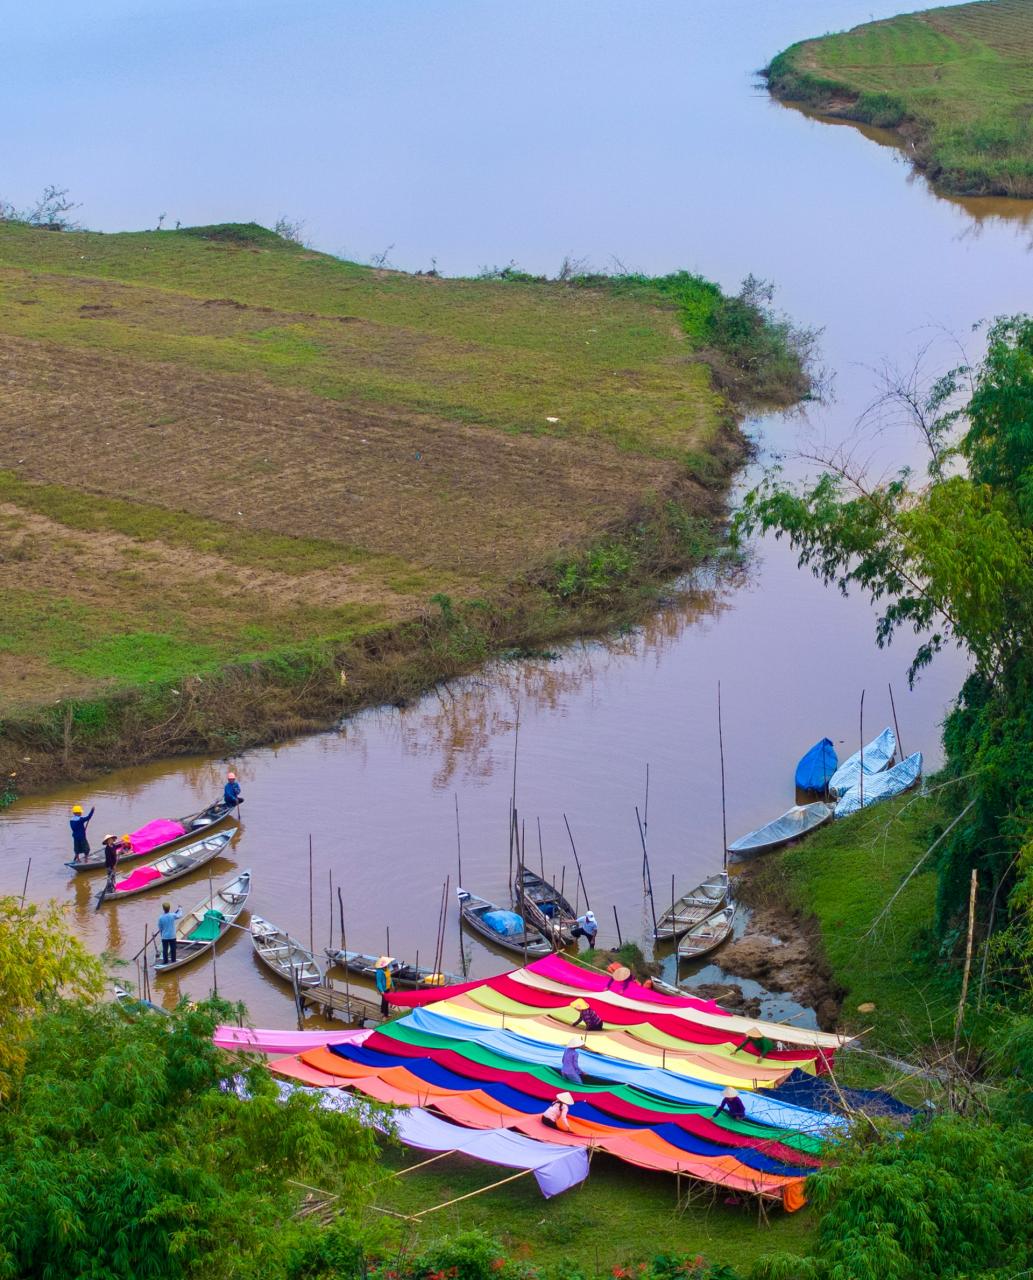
[0,220,804,789]
[767,0,1033,196]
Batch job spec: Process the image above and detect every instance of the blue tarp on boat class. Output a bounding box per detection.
[795,738,838,793]
[483,910,525,938]
[835,752,923,817]
[828,727,896,798]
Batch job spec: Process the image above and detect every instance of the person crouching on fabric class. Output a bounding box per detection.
[571,998,604,1032]
[223,772,243,809]
[542,1091,574,1132]
[713,1087,747,1120]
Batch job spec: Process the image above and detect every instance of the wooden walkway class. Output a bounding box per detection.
[296,979,381,1026]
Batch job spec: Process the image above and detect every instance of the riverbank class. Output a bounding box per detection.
[0,221,809,798]
[766,0,1033,198]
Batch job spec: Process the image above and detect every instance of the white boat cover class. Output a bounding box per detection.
[835,752,923,817]
[727,802,833,855]
[828,727,896,797]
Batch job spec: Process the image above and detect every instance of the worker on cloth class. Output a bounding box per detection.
[561,1036,583,1083]
[223,772,243,809]
[606,963,633,991]
[157,902,183,965]
[713,1087,747,1121]
[70,804,95,862]
[374,956,394,1017]
[571,911,597,946]
[571,998,604,1032]
[542,1091,574,1132]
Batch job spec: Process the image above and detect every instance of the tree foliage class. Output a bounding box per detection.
[0,998,382,1279]
[736,316,1033,943]
[0,895,103,1097]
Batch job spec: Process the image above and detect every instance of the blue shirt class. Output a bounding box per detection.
[157,908,182,940]
[224,781,242,805]
[375,967,391,994]
[69,808,94,839]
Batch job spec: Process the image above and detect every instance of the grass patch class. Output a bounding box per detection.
[755,792,959,1053]
[767,0,1033,197]
[369,1148,814,1275]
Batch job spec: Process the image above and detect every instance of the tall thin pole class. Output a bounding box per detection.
[888,682,904,758]
[563,814,590,910]
[328,869,334,952]
[455,798,468,978]
[308,835,315,957]
[454,793,463,887]
[537,817,545,879]
[337,887,351,1007]
[644,762,650,847]
[19,857,31,910]
[612,905,623,948]
[208,868,218,998]
[636,807,658,937]
[953,869,978,1055]
[717,682,728,869]
[859,688,866,810]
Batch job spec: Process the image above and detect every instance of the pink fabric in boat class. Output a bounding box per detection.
[213,1026,371,1054]
[527,954,729,1016]
[129,819,187,855]
[115,865,164,893]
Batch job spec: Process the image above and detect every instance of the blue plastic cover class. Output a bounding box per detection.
[795,738,838,792]
[835,752,923,817]
[482,910,525,938]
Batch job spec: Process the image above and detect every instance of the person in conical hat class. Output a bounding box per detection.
[713,1086,746,1120]
[542,1091,574,1132]
[374,956,394,1017]
[571,998,604,1032]
[561,1035,583,1084]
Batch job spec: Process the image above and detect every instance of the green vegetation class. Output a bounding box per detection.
[0,217,808,788]
[767,0,1033,196]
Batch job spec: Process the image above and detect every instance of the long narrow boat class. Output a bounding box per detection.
[324,948,463,990]
[513,866,576,944]
[96,830,233,906]
[676,904,737,963]
[835,752,923,818]
[727,802,833,858]
[152,869,252,974]
[827,727,896,798]
[456,887,552,957]
[795,738,838,794]
[654,871,729,942]
[66,798,235,874]
[251,917,324,988]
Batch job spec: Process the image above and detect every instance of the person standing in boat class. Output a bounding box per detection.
[69,804,95,862]
[374,956,394,1017]
[157,902,183,965]
[223,772,243,809]
[101,834,120,894]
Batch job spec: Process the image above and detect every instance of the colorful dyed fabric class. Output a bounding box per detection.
[213,1025,371,1054]
[114,865,163,894]
[129,819,186,855]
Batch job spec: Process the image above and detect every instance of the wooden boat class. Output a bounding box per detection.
[152,869,252,974]
[66,799,235,874]
[456,887,552,957]
[835,752,923,817]
[96,830,233,906]
[727,802,833,858]
[676,904,736,962]
[654,871,729,942]
[513,866,576,944]
[324,948,462,990]
[251,916,324,988]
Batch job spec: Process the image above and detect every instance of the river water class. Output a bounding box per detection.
[3,1,1033,1024]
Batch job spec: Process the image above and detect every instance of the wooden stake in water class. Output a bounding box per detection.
[308,835,314,957]
[888,682,904,757]
[717,681,728,869]
[19,857,31,910]
[208,868,218,998]
[328,869,334,952]
[454,793,463,887]
[636,806,658,937]
[537,816,545,879]
[337,887,352,1007]
[612,905,623,948]
[563,814,590,911]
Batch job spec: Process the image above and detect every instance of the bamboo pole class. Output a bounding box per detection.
[859,688,866,811]
[612,905,623,947]
[718,683,728,868]
[337,887,351,1008]
[19,858,31,910]
[636,807,658,937]
[888,682,904,757]
[308,835,315,957]
[409,1168,534,1217]
[953,868,978,1055]
[563,813,590,910]
[209,867,218,998]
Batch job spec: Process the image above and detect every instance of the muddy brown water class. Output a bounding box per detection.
[4,1,1033,1027]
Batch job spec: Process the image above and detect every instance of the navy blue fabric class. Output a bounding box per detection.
[795,739,838,792]
[770,1068,915,1117]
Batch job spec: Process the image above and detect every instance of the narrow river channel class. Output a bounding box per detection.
[3,1,1033,1024]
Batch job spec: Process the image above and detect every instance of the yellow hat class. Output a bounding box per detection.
[72,805,83,815]
[572,998,589,1010]
[122,834,131,843]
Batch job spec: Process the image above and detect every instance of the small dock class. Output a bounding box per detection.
[296,979,381,1026]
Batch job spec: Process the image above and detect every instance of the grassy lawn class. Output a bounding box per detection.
[774,792,960,1057]
[767,0,1033,196]
[364,1146,814,1276]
